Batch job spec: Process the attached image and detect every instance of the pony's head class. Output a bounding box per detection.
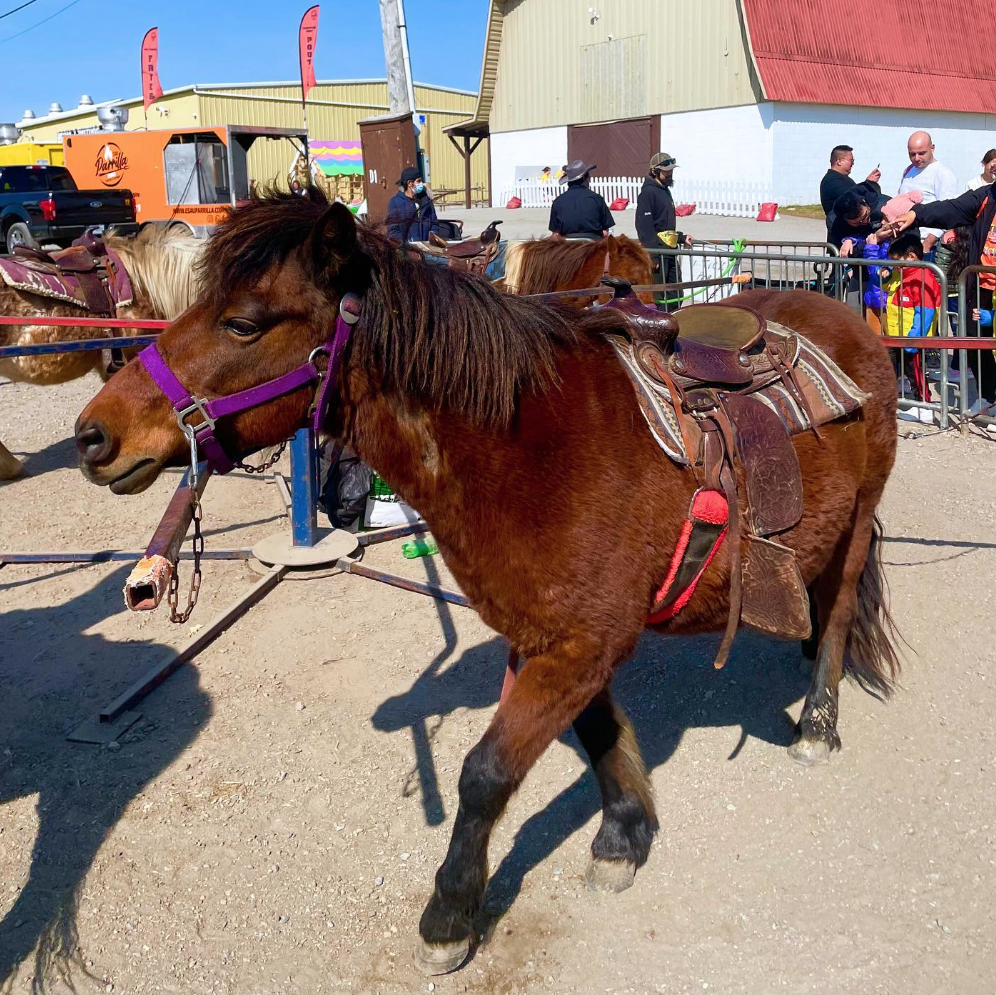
[76,188,580,494]
[75,189,365,493]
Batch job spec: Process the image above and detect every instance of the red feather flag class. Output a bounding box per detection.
[141,27,163,112]
[299,6,320,107]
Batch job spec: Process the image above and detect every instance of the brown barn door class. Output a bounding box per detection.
[567,116,659,179]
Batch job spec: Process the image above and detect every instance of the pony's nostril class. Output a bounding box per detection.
[75,421,111,463]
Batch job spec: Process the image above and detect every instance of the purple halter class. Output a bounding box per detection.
[137,293,362,476]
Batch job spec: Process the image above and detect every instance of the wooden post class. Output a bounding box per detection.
[463,135,472,209]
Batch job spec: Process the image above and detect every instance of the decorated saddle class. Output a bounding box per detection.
[0,230,133,315]
[597,276,868,666]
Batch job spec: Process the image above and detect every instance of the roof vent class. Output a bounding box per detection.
[0,124,20,145]
[48,101,63,114]
[78,94,94,107]
[96,105,129,131]
[22,109,35,120]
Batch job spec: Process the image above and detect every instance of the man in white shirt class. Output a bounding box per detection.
[967,149,996,191]
[898,131,959,255]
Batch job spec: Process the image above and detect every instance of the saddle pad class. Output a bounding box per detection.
[607,322,869,466]
[0,247,132,312]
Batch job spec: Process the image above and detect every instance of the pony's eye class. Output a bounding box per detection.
[223,318,259,337]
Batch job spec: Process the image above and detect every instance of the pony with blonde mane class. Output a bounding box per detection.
[500,234,654,297]
[0,225,204,479]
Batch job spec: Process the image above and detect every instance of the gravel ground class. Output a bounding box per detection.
[2,372,995,994]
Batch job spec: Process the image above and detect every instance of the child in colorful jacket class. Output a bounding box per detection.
[862,232,940,400]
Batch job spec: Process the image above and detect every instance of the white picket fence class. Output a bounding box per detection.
[494,176,642,209]
[493,176,777,220]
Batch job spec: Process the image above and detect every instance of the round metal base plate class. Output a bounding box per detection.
[252,529,359,569]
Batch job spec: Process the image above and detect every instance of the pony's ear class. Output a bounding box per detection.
[309,202,358,276]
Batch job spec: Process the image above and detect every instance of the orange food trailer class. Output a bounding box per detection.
[63,125,306,236]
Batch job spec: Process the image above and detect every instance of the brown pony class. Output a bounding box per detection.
[75,191,900,974]
[0,226,203,479]
[500,233,653,296]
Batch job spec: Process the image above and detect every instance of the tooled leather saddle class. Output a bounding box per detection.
[427,220,502,276]
[597,276,867,668]
[0,230,133,316]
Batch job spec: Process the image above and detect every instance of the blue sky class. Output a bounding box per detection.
[0,0,488,123]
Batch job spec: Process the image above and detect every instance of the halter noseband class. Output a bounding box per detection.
[137,293,362,477]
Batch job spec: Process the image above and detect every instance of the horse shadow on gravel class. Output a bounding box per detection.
[372,624,808,934]
[0,564,210,992]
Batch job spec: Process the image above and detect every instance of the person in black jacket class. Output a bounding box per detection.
[888,182,996,412]
[386,166,442,243]
[819,145,881,230]
[635,153,693,308]
[548,159,615,239]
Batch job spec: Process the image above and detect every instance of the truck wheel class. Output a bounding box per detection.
[5,223,36,253]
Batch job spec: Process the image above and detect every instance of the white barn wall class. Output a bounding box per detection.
[770,104,996,205]
[659,104,775,190]
[489,126,567,206]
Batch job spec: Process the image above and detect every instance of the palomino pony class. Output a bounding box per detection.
[75,191,900,973]
[0,225,203,479]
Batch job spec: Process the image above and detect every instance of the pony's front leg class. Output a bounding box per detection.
[0,438,24,479]
[416,638,616,975]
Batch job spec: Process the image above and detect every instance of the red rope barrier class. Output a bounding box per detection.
[0,315,169,329]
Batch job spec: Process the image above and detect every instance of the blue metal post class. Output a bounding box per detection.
[289,427,318,547]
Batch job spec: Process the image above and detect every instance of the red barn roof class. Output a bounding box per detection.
[740,0,993,114]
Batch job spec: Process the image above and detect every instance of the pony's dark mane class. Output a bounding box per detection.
[509,235,649,295]
[201,188,628,426]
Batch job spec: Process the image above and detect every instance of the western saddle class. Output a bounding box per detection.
[598,275,820,666]
[1,230,132,317]
[428,220,502,276]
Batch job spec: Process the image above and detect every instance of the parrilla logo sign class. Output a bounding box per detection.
[95,143,128,187]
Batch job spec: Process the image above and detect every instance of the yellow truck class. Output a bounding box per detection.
[0,142,64,167]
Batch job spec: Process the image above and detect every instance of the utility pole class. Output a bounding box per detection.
[378,0,412,116]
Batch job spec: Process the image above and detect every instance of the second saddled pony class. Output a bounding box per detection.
[0,226,203,479]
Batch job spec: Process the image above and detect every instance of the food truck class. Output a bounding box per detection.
[63,125,306,236]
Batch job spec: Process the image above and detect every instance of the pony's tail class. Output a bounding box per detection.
[844,516,903,699]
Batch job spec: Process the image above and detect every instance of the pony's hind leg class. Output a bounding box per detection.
[572,687,657,892]
[0,438,24,479]
[416,637,623,974]
[789,508,898,766]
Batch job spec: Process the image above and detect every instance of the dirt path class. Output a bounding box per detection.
[2,374,995,994]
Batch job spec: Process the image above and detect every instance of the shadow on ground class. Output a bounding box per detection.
[0,565,211,992]
[372,622,808,935]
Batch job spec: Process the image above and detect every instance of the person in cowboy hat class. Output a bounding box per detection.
[548,159,615,240]
[386,166,443,243]
[636,152,694,308]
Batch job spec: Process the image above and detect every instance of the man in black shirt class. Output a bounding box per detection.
[548,160,614,240]
[820,145,881,232]
[636,152,694,304]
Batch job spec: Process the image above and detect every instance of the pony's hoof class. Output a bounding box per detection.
[585,858,636,893]
[788,736,831,767]
[414,937,471,975]
[0,459,24,481]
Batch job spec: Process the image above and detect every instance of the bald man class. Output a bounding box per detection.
[898,131,958,254]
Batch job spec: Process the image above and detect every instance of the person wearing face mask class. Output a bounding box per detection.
[386,166,443,243]
[636,153,693,305]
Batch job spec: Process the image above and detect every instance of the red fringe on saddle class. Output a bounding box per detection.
[647,488,729,624]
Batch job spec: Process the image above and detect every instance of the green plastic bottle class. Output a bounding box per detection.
[401,537,439,559]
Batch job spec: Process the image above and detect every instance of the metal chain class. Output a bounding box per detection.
[235,439,288,474]
[167,492,204,624]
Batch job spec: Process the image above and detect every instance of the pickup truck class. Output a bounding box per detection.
[0,164,137,253]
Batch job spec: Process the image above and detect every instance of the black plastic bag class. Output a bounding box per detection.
[317,443,371,529]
